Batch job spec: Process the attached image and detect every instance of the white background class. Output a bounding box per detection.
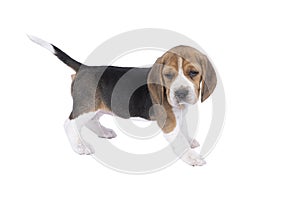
[1,0,300,199]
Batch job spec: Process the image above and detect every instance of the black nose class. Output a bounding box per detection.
[175,89,189,100]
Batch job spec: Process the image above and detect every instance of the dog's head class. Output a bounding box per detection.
[148,45,217,108]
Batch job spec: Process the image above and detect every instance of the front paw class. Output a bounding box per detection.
[181,149,206,166]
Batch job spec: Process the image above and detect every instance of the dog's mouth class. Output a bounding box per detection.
[172,97,196,108]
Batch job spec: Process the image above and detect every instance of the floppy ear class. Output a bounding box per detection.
[200,55,217,102]
[147,57,164,105]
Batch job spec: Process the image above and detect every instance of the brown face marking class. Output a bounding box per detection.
[148,46,217,133]
[165,45,217,102]
[161,53,180,106]
[148,53,180,133]
[150,51,201,133]
[182,58,202,100]
[161,52,202,104]
[151,52,200,133]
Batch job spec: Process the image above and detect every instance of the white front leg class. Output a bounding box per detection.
[164,129,205,166]
[164,108,205,166]
[181,117,200,149]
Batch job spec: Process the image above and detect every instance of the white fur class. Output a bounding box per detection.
[170,57,197,106]
[64,110,119,154]
[164,107,205,166]
[27,35,55,53]
[85,111,117,138]
[64,118,94,155]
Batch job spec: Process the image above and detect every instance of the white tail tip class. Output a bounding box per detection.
[27,34,55,53]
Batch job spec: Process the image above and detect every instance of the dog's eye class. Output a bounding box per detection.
[164,73,174,79]
[189,70,199,78]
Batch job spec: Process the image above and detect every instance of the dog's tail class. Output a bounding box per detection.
[28,35,82,72]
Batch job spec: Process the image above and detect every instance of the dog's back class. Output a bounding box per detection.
[28,35,153,120]
[71,65,153,119]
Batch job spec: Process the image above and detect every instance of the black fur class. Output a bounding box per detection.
[30,38,154,120]
[97,66,153,119]
[52,45,83,72]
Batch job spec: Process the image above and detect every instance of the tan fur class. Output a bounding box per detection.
[147,46,217,133]
[161,102,177,133]
[71,74,76,81]
[95,87,113,114]
[75,46,216,133]
[182,58,202,98]
[147,53,179,133]
[97,101,112,114]
[166,45,217,102]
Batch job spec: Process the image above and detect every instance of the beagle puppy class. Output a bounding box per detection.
[29,35,217,166]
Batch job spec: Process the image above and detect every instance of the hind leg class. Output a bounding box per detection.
[64,112,97,155]
[85,110,117,139]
